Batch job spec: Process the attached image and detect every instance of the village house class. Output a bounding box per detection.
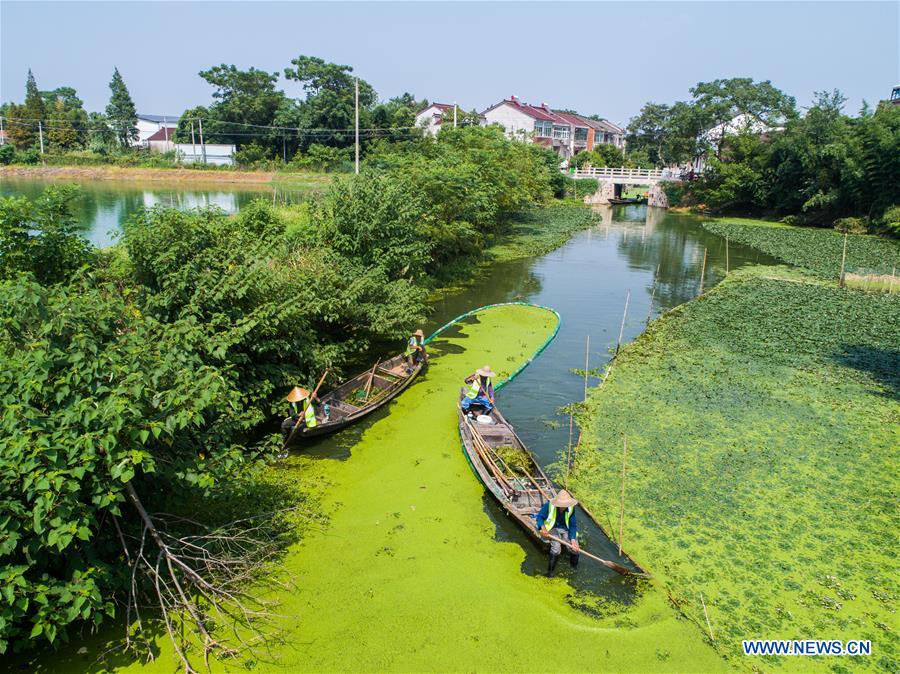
[415,103,456,136]
[479,97,625,160]
[132,113,178,147]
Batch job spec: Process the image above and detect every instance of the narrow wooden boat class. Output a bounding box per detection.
[608,197,639,205]
[457,398,556,544]
[285,354,424,442]
[457,395,642,576]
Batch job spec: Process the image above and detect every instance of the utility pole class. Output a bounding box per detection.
[198,118,206,164]
[38,121,44,155]
[0,116,5,146]
[453,102,458,128]
[190,121,197,162]
[354,77,360,174]
[163,115,171,153]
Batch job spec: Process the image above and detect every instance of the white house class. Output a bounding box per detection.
[133,113,178,147]
[415,103,455,136]
[175,143,235,166]
[480,97,624,160]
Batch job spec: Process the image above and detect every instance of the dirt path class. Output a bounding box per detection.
[0,165,276,184]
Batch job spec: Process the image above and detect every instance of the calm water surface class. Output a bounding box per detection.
[2,179,777,598]
[0,176,309,247]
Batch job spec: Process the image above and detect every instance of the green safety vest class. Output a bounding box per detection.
[543,503,573,532]
[464,375,491,399]
[404,335,423,357]
[303,400,317,428]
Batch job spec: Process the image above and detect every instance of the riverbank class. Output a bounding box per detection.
[570,265,899,672]
[0,164,333,188]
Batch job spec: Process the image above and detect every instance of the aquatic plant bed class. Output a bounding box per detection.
[487,204,596,262]
[49,304,722,672]
[702,217,900,278]
[571,266,899,673]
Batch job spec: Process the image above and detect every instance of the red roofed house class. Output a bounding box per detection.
[480,96,623,161]
[146,125,176,153]
[415,103,456,137]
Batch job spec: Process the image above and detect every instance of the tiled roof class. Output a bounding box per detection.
[147,126,176,141]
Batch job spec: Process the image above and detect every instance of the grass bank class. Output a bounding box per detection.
[570,266,899,673]
[0,164,333,188]
[484,204,597,262]
[703,217,900,279]
[38,304,720,673]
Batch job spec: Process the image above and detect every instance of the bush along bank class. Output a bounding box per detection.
[0,126,588,663]
[569,266,899,672]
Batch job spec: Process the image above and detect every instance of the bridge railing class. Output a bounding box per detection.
[568,166,682,181]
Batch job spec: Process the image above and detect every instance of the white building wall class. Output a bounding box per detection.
[481,104,536,140]
[415,106,444,137]
[175,143,235,166]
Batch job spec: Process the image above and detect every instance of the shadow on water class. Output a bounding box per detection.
[832,344,900,400]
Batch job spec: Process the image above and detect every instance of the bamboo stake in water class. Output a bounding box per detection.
[565,413,574,488]
[890,266,896,294]
[725,237,730,274]
[839,232,848,287]
[616,290,631,354]
[646,263,660,325]
[699,247,708,294]
[618,436,628,556]
[700,592,715,641]
[584,335,590,401]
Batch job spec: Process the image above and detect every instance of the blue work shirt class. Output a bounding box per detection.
[535,502,577,540]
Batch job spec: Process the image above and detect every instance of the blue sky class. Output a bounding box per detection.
[1,1,897,125]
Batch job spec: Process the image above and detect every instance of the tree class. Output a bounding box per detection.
[41,87,88,148]
[690,78,796,158]
[46,99,78,151]
[626,103,670,165]
[105,67,138,147]
[4,70,46,149]
[196,65,286,152]
[284,56,376,148]
[23,69,45,128]
[86,112,116,154]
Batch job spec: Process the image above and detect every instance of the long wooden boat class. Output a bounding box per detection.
[457,398,556,544]
[457,395,642,576]
[285,354,424,442]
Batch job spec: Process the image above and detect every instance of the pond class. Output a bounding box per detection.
[0,176,311,247]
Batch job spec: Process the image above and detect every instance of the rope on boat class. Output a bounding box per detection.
[424,301,562,390]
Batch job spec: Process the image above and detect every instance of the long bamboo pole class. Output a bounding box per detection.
[362,358,381,403]
[281,369,330,450]
[700,592,715,641]
[839,232,848,287]
[584,334,590,400]
[699,247,708,294]
[616,290,630,354]
[618,436,628,556]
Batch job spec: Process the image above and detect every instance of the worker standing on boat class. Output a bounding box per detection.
[536,490,580,576]
[404,329,427,373]
[282,386,318,438]
[461,365,495,415]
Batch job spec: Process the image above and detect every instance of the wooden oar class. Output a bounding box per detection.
[546,534,635,577]
[362,358,381,403]
[467,420,516,495]
[281,368,330,450]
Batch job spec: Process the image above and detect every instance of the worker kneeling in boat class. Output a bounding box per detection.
[461,365,495,415]
[536,489,580,577]
[281,386,318,438]
[404,329,427,373]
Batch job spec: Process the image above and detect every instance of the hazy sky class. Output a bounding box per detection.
[2,1,897,126]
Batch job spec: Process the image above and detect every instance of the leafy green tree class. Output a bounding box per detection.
[196,65,286,151]
[23,69,45,128]
[41,87,88,148]
[86,112,116,154]
[105,67,138,146]
[626,102,670,165]
[46,99,79,151]
[284,56,376,148]
[690,78,796,158]
[4,71,46,149]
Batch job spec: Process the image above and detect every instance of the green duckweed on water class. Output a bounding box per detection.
[43,303,721,673]
[571,267,900,673]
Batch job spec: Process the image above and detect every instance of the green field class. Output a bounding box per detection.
[571,266,899,672]
[703,217,900,279]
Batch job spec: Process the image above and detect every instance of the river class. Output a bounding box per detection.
[5,179,779,671]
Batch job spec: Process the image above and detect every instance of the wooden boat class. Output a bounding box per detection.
[457,396,641,576]
[457,398,557,544]
[607,197,637,205]
[284,354,424,442]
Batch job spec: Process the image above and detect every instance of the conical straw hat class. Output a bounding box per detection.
[286,386,310,403]
[476,365,495,378]
[551,489,577,508]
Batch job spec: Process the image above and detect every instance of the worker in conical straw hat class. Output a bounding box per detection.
[404,328,428,373]
[461,365,496,416]
[535,489,580,577]
[281,386,318,439]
